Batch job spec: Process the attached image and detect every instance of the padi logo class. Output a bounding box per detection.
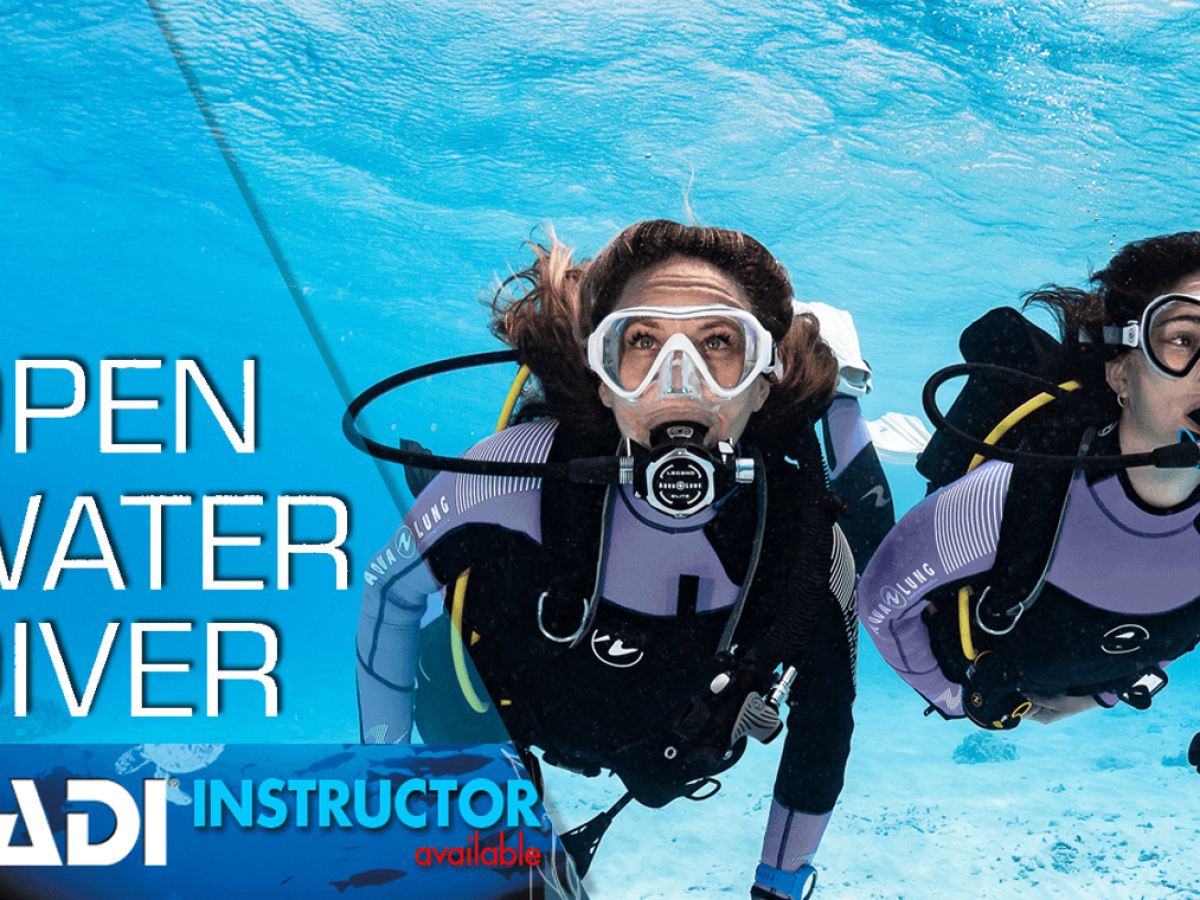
[394,525,416,560]
[1,778,166,866]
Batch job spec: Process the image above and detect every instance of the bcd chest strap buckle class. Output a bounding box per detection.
[1117,665,1168,710]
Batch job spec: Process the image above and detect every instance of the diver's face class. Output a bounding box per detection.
[598,255,770,448]
[1106,271,1200,450]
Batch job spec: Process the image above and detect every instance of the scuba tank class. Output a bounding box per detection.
[917,307,1072,492]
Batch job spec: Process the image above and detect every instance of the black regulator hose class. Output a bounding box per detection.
[343,350,621,484]
[923,364,1200,471]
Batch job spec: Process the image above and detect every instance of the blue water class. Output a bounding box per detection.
[121,0,1200,510]
[3,1,1199,896]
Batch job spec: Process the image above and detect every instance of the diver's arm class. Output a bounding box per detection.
[754,527,856,898]
[857,462,1012,718]
[855,490,966,717]
[355,529,439,744]
[797,298,894,569]
[796,299,894,569]
[1026,652,1179,723]
[822,397,894,568]
[1023,693,1102,724]
[754,801,829,899]
[356,420,557,744]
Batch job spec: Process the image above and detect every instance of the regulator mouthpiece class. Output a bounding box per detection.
[629,422,752,517]
[1172,429,1200,469]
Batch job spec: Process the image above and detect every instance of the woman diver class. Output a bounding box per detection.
[354,219,894,899]
[858,231,1200,730]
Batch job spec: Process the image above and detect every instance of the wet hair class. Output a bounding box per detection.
[1022,230,1200,420]
[489,220,838,445]
[488,234,608,437]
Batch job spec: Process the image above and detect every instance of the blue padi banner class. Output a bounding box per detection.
[0,744,579,899]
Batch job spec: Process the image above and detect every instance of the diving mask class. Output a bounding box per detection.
[587,304,779,402]
[1096,293,1200,379]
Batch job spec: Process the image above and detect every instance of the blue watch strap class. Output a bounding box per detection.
[754,863,817,899]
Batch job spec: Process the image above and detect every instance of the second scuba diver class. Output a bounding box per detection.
[858,231,1200,730]
[354,220,895,899]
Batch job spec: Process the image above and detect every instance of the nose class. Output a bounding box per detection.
[665,349,687,394]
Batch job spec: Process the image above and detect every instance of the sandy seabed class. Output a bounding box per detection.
[542,649,1200,900]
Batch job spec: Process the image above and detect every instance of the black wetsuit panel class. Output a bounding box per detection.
[997,583,1200,693]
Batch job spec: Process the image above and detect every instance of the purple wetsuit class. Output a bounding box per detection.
[858,458,1200,716]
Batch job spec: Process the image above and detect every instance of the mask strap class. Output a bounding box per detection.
[1083,322,1139,348]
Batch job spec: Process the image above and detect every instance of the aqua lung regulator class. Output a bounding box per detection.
[622,422,755,517]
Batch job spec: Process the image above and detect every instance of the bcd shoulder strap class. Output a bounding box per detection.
[975,459,1075,634]
[923,428,1095,695]
[536,424,610,637]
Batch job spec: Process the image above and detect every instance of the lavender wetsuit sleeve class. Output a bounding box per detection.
[761,801,831,873]
[355,523,439,745]
[355,419,557,744]
[856,460,1013,717]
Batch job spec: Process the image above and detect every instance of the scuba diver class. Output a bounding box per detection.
[352,220,897,899]
[858,231,1200,732]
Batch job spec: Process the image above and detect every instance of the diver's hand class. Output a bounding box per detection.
[793,301,871,397]
[1022,693,1101,724]
[960,650,1028,730]
[751,863,817,900]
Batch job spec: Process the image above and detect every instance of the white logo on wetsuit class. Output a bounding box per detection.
[591,632,645,668]
[394,526,416,560]
[411,495,452,540]
[1101,624,1150,655]
[860,485,890,508]
[934,685,962,711]
[878,563,938,607]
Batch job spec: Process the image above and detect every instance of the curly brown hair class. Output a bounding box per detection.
[1026,231,1200,350]
[1022,231,1200,421]
[489,220,838,446]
